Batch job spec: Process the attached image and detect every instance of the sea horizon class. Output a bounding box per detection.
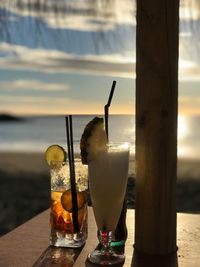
[0,113,200,161]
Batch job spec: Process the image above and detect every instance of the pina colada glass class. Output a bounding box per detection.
[88,142,129,265]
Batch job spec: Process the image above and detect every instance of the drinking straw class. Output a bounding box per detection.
[65,115,79,232]
[104,80,116,140]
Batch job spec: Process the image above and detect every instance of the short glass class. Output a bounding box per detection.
[87,142,130,265]
[49,160,88,248]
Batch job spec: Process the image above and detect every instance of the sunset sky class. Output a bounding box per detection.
[0,0,200,115]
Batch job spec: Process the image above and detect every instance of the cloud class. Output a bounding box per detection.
[1,0,135,32]
[0,79,69,91]
[0,95,71,104]
[1,42,200,80]
[179,59,200,81]
[0,43,135,78]
[0,93,134,115]
[1,37,200,80]
[180,2,200,20]
[0,95,73,114]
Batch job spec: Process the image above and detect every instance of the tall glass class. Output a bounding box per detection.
[88,142,129,265]
[50,160,88,247]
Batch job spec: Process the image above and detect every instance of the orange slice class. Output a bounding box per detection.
[61,189,85,212]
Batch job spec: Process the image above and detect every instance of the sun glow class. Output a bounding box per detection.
[178,115,189,140]
[177,115,192,158]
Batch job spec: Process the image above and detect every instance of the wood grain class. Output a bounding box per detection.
[135,0,179,254]
[0,209,199,266]
[0,210,49,267]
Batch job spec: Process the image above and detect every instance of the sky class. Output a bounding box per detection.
[0,0,200,115]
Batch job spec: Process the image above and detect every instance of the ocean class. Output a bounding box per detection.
[0,115,134,154]
[0,114,200,160]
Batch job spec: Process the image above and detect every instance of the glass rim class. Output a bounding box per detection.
[106,142,130,149]
[49,158,85,165]
[49,158,87,169]
[106,141,130,146]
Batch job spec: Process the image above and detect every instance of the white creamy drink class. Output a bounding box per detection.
[88,143,129,231]
[81,118,130,265]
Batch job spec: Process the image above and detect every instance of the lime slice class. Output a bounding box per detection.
[61,189,85,212]
[45,144,66,166]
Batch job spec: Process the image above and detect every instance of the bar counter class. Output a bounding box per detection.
[0,208,199,266]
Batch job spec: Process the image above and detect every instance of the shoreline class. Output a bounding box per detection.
[0,151,200,179]
[0,152,200,236]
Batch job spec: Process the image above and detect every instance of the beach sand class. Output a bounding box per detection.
[0,152,200,236]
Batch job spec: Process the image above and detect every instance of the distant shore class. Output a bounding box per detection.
[0,113,25,122]
[0,152,199,236]
[1,151,200,180]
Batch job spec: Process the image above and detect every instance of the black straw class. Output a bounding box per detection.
[104,81,116,140]
[65,115,79,233]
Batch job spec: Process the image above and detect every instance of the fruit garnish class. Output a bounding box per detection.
[51,191,63,202]
[80,117,108,164]
[61,189,85,212]
[51,201,63,217]
[45,144,66,167]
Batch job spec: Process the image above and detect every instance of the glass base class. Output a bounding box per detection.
[50,229,87,248]
[88,249,125,265]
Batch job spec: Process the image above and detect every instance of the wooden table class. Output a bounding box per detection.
[0,208,199,267]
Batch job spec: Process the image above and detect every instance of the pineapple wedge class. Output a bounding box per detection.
[80,117,108,164]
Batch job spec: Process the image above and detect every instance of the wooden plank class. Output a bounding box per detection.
[33,208,98,267]
[0,209,200,266]
[135,0,179,254]
[0,210,49,267]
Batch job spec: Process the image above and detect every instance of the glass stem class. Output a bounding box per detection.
[99,230,113,255]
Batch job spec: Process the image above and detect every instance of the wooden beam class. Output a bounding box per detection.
[135,0,180,254]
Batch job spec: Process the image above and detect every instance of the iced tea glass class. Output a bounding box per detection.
[50,160,88,247]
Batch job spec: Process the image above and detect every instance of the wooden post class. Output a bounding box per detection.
[135,0,179,254]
